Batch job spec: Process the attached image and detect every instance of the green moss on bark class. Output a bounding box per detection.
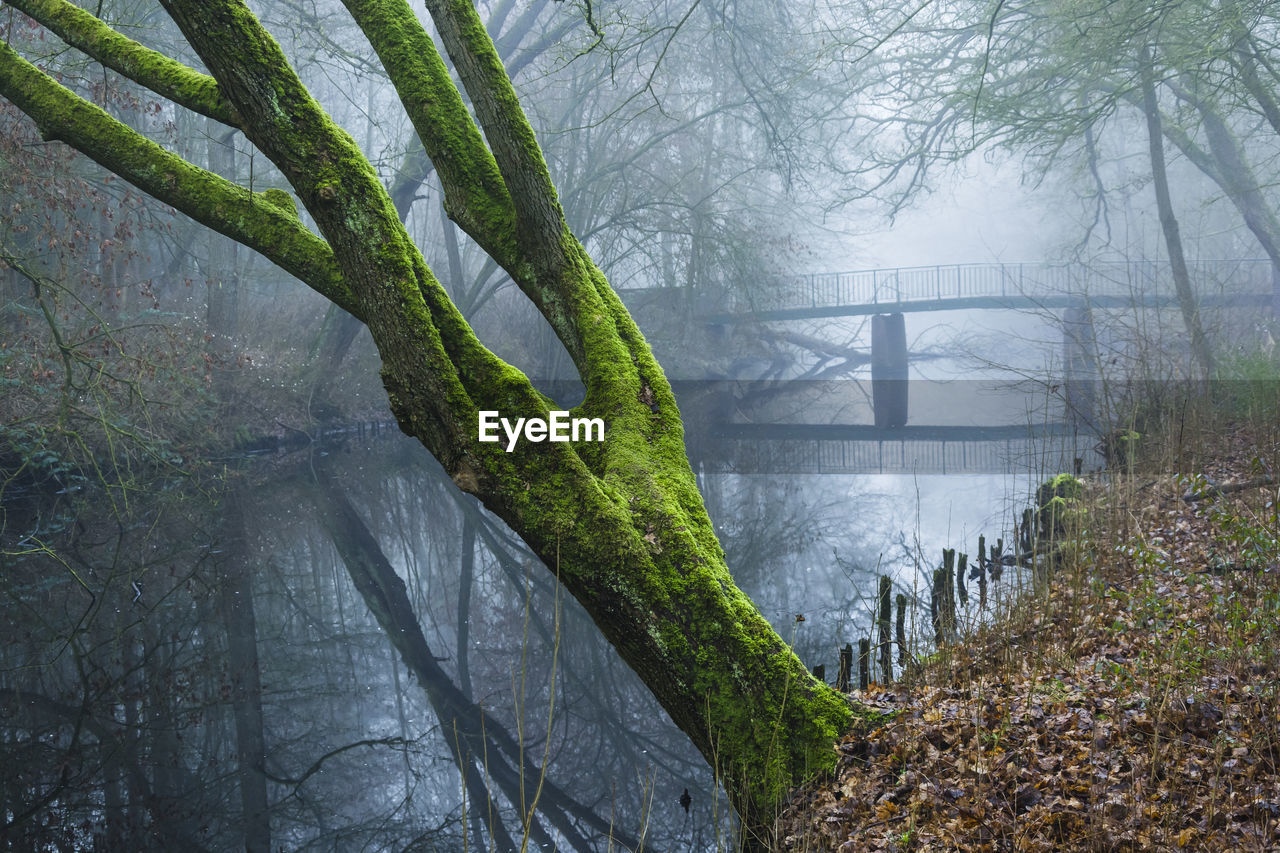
[8,0,238,124]
[0,39,352,313]
[6,0,865,830]
[340,0,519,266]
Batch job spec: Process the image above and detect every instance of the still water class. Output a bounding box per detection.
[4,304,1121,849]
[2,413,1072,851]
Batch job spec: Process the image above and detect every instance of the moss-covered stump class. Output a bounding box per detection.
[1035,472,1086,544]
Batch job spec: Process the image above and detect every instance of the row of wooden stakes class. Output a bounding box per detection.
[817,535,1013,692]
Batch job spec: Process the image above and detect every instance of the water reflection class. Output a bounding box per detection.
[2,422,1054,850]
[703,471,1035,679]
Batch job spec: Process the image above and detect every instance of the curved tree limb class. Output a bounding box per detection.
[0,39,354,314]
[3,0,858,832]
[5,0,239,124]
[421,0,566,260]
[339,0,519,269]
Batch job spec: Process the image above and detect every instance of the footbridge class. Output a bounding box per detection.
[607,258,1277,474]
[688,258,1275,322]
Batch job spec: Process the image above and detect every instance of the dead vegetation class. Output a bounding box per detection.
[777,422,1280,851]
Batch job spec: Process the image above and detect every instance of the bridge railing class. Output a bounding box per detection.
[727,259,1272,314]
[700,433,1100,475]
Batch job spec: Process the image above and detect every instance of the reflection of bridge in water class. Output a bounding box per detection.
[701,423,1082,476]
[694,426,1091,476]
[666,383,1093,476]
[612,259,1276,474]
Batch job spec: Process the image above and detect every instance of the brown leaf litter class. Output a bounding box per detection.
[777,427,1279,851]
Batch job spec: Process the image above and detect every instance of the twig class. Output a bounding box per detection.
[1182,475,1275,502]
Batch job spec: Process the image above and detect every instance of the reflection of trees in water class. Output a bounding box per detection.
[2,442,269,850]
[700,470,891,683]
[327,439,735,849]
[309,455,644,851]
[0,420,993,849]
[2,432,742,849]
[262,439,716,849]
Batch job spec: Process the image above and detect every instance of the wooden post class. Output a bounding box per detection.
[858,639,871,691]
[878,575,893,684]
[812,664,825,683]
[956,553,969,608]
[895,593,908,666]
[977,534,988,609]
[941,549,956,640]
[936,568,947,640]
[931,567,947,645]
[837,643,853,693]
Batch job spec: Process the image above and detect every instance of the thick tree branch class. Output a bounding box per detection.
[340,0,604,373]
[158,0,524,483]
[422,0,566,260]
[337,3,679,474]
[0,38,353,314]
[339,0,519,268]
[1169,79,1280,265]
[5,0,239,125]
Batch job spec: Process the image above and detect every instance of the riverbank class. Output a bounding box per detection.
[777,421,1280,851]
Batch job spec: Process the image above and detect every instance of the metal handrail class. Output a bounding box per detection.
[722,258,1272,313]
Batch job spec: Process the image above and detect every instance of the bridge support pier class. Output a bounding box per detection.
[1062,302,1099,433]
[872,313,908,429]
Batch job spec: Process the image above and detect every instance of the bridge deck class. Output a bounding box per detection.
[699,292,1272,323]
[695,434,1097,475]
[618,258,1274,323]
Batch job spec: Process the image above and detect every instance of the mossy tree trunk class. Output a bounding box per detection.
[0,0,855,834]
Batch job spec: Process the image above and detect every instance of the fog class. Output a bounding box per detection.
[3,0,1278,849]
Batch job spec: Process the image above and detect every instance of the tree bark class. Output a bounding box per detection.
[1155,80,1280,318]
[1221,0,1280,138]
[1139,47,1215,379]
[0,0,858,834]
[1188,96,1280,318]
